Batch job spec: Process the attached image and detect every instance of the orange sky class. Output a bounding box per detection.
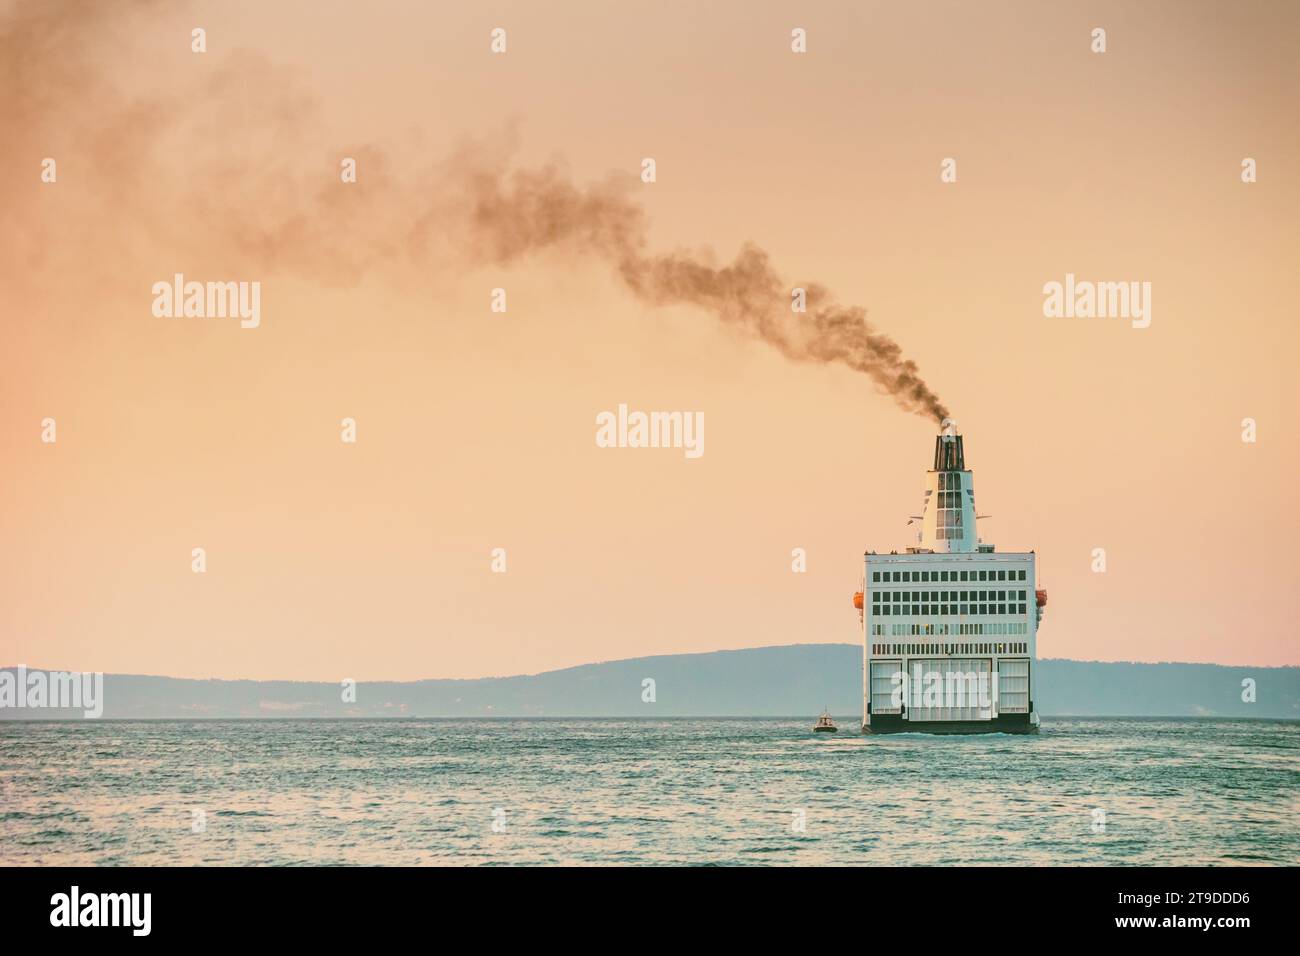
[2,0,1297,679]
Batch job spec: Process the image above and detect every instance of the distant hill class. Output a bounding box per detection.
[2,646,1296,719]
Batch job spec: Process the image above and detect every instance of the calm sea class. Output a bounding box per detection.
[1,718,1296,866]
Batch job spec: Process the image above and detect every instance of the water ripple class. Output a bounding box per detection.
[0,717,1296,865]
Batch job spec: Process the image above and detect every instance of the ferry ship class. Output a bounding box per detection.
[853,431,1046,734]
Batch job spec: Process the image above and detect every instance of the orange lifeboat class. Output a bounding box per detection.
[853,591,864,609]
[1036,588,1048,608]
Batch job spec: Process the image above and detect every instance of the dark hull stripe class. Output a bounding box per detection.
[863,713,1037,735]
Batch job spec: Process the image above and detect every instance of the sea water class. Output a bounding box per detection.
[1,718,1295,866]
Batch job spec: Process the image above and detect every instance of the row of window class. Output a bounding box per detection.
[962,622,1026,635]
[871,568,1026,583]
[869,642,1029,657]
[875,603,1028,617]
[870,623,1029,637]
[935,491,965,509]
[875,589,1028,603]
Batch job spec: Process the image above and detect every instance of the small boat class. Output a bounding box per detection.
[813,710,838,733]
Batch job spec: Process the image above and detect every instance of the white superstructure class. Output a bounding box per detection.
[854,432,1046,734]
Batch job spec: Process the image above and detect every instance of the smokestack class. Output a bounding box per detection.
[920,431,975,554]
[933,433,965,471]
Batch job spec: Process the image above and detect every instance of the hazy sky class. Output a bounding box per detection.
[2,0,1297,679]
